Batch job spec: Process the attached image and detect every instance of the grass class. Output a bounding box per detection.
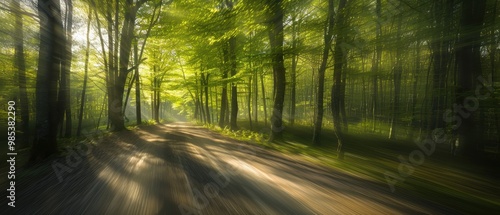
[206,119,500,214]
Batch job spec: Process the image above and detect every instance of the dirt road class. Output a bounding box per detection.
[1,123,457,214]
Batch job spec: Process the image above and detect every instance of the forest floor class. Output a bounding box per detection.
[0,122,478,214]
[211,121,500,214]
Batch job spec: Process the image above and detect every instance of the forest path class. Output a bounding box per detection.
[2,123,457,214]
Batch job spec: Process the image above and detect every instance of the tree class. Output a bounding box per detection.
[91,0,153,131]
[429,0,454,135]
[31,0,65,161]
[312,0,335,145]
[77,4,92,137]
[455,0,486,158]
[371,0,382,132]
[266,0,286,141]
[58,0,73,138]
[389,2,403,140]
[332,0,348,160]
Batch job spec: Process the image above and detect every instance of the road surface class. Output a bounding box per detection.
[2,123,456,214]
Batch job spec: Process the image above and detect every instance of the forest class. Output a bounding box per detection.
[0,0,499,214]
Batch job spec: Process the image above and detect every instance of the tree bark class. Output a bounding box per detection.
[135,42,142,125]
[267,0,286,141]
[332,0,348,160]
[203,73,211,124]
[410,39,421,139]
[389,3,403,140]
[248,75,253,129]
[64,0,73,137]
[77,5,92,137]
[312,0,335,145]
[31,0,64,162]
[455,0,486,158]
[290,13,299,126]
[229,36,238,130]
[108,0,148,131]
[220,43,229,128]
[260,72,268,126]
[371,0,381,132]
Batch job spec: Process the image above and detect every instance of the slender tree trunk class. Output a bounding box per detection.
[260,72,268,126]
[290,14,299,126]
[253,56,258,126]
[105,5,115,131]
[220,42,229,128]
[340,63,348,132]
[204,73,211,124]
[410,39,421,138]
[248,76,253,129]
[312,0,335,145]
[96,95,106,130]
[371,0,381,132]
[491,0,500,143]
[57,0,72,137]
[12,0,30,147]
[123,68,136,114]
[64,0,73,137]
[229,37,239,130]
[332,0,348,160]
[389,4,403,140]
[134,41,142,124]
[155,79,161,123]
[429,0,454,136]
[77,5,92,137]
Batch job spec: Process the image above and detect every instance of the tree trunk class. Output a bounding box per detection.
[340,63,348,132]
[253,59,258,126]
[332,0,348,160]
[429,0,453,136]
[64,0,73,137]
[248,75,253,129]
[389,4,403,140]
[290,14,299,126]
[371,0,381,132]
[31,0,63,162]
[12,0,30,147]
[77,6,92,137]
[155,78,161,123]
[410,39,421,139]
[204,73,211,124]
[455,0,486,158]
[260,72,268,126]
[134,41,142,125]
[219,42,230,128]
[267,0,286,141]
[229,36,239,130]
[491,0,500,143]
[57,0,72,138]
[108,0,147,131]
[312,0,335,145]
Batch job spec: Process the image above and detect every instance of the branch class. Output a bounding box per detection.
[127,58,147,72]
